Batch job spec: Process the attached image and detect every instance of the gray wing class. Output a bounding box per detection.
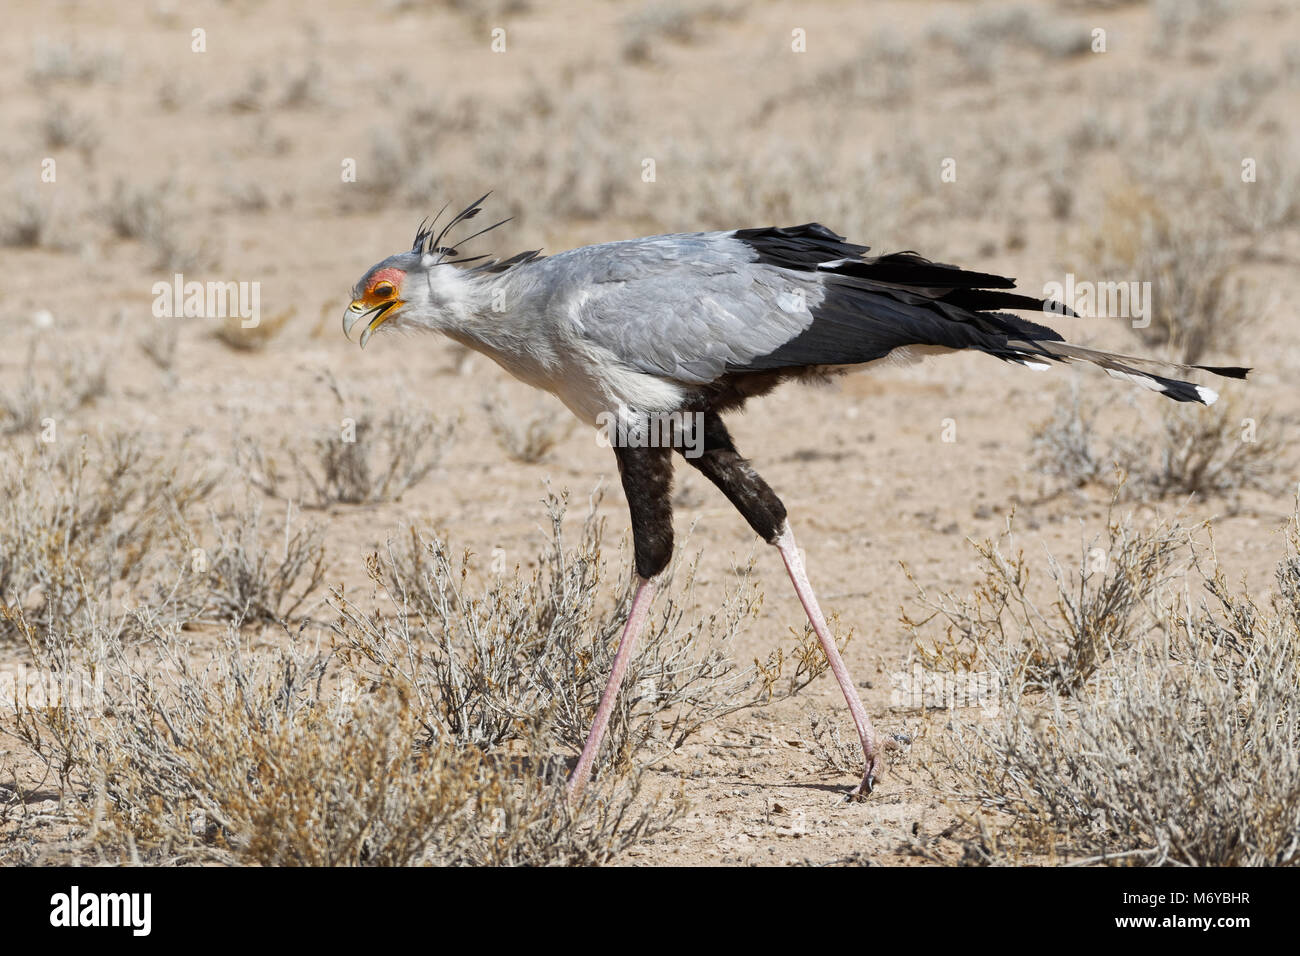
[552,232,822,385]
[546,224,1084,386]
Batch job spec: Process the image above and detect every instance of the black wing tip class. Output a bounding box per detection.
[741,222,847,242]
[845,251,1018,290]
[1041,299,1081,318]
[1194,364,1251,380]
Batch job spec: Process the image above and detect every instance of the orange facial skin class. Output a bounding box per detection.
[345,265,408,346]
[353,266,406,309]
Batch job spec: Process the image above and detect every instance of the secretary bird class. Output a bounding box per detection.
[343,194,1247,801]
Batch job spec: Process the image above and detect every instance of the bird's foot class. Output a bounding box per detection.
[844,736,902,801]
[845,758,880,802]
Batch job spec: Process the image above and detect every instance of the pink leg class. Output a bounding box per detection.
[567,576,656,803]
[774,522,882,798]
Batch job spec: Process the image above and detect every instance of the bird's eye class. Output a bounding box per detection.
[372,281,395,298]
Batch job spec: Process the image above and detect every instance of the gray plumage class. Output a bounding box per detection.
[347,205,1248,422]
[518,232,828,384]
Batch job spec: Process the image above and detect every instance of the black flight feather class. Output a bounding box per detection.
[727,222,1244,406]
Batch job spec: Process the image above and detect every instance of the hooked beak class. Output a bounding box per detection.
[343,298,401,348]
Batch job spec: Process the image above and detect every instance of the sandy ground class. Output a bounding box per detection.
[1,0,1296,865]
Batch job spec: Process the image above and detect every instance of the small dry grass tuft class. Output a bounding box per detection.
[0,431,219,642]
[481,390,574,464]
[0,340,108,436]
[904,500,1186,694]
[1030,385,1283,504]
[212,308,295,353]
[1082,187,1253,365]
[234,374,455,508]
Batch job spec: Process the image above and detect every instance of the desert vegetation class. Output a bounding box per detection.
[2,482,830,864]
[906,499,1300,866]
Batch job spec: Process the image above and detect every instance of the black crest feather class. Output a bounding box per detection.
[410,193,542,273]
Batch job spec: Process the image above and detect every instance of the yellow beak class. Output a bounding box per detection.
[343,298,400,348]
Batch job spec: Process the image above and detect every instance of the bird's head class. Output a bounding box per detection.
[343,193,515,348]
[343,252,422,347]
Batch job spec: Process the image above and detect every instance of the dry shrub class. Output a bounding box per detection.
[1030,385,1283,503]
[199,498,327,625]
[0,431,332,640]
[1152,0,1230,46]
[1083,187,1252,364]
[802,710,863,777]
[212,308,295,352]
[5,487,834,864]
[925,5,1092,86]
[904,502,1185,694]
[1145,64,1277,141]
[220,178,272,213]
[137,319,179,371]
[0,431,219,642]
[335,487,823,779]
[795,29,914,109]
[1140,397,1282,500]
[620,2,733,62]
[1217,134,1300,235]
[347,118,449,206]
[0,187,63,249]
[1028,382,1107,490]
[41,103,100,156]
[26,41,121,86]
[9,487,839,864]
[222,62,326,113]
[9,616,676,865]
[913,506,1300,866]
[234,375,454,507]
[103,179,169,241]
[102,179,214,270]
[481,390,574,464]
[0,340,107,435]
